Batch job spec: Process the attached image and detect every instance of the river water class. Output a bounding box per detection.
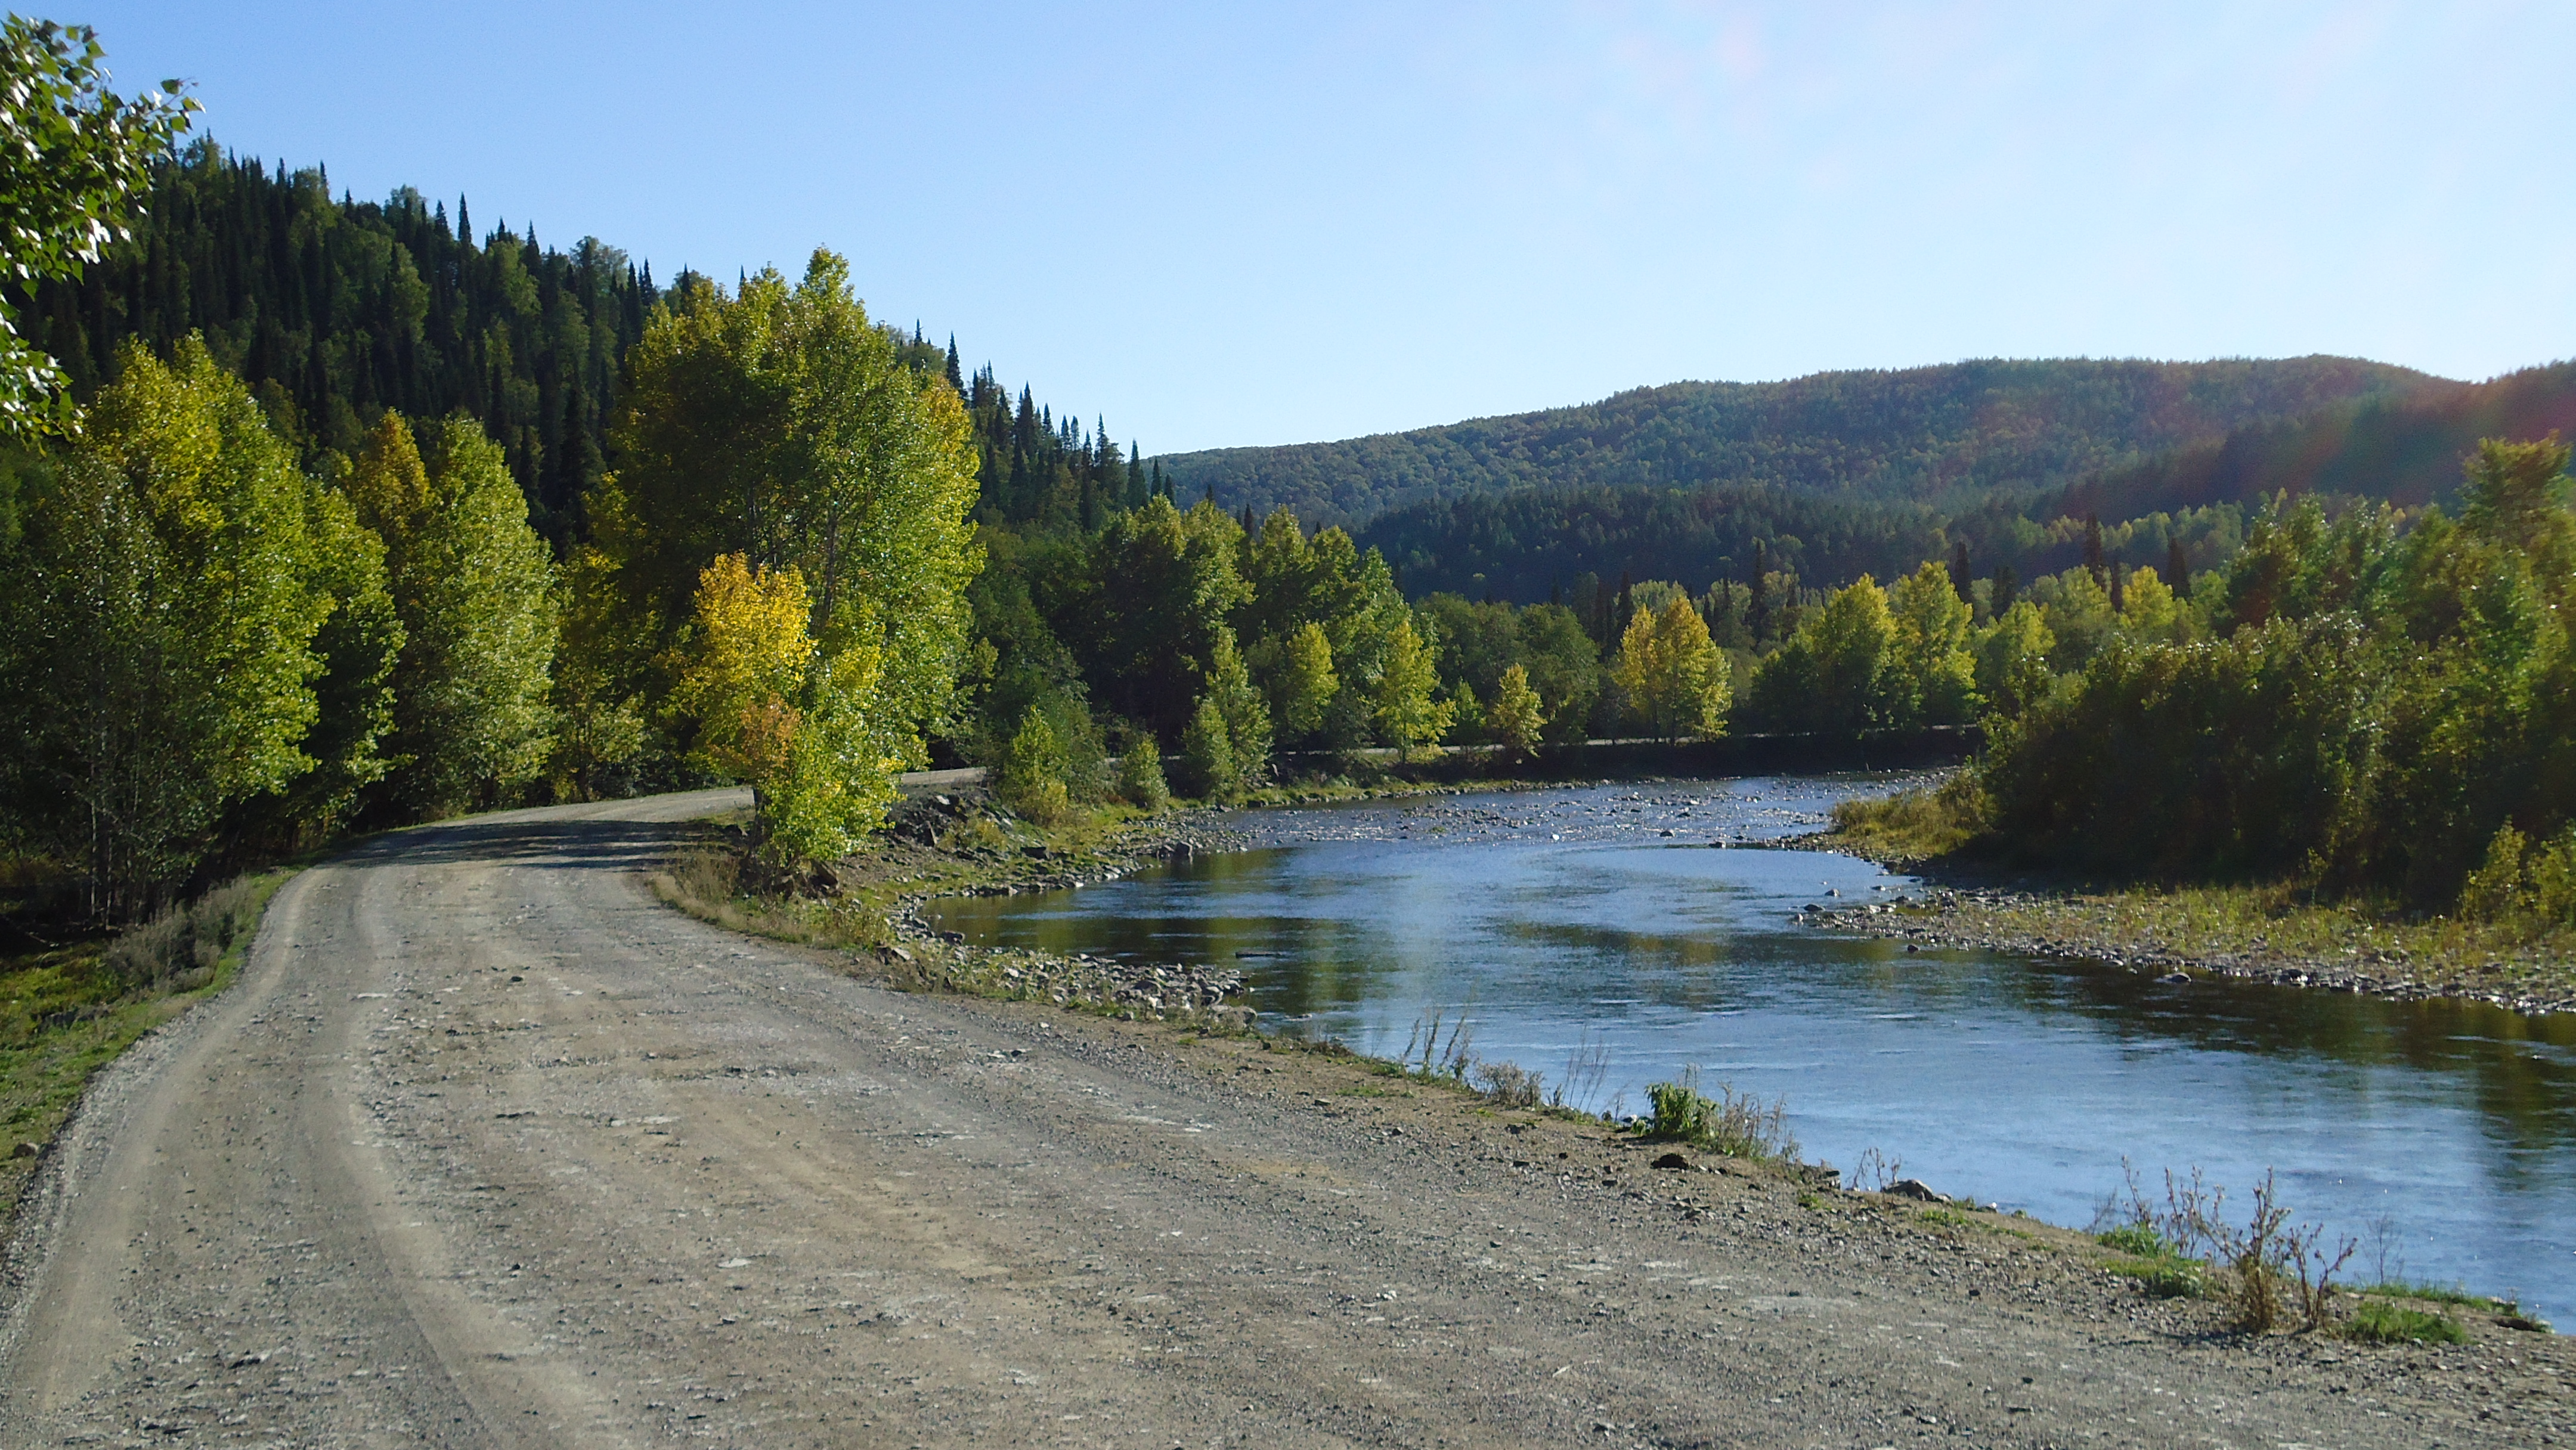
[920,777,2576,1324]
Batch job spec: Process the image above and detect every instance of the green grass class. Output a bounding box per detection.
[2095,1223,2176,1257]
[1823,780,1984,864]
[0,870,291,1233]
[2343,1299,2469,1345]
[2103,1254,2210,1299]
[2355,1281,2507,1310]
[1918,1207,1977,1229]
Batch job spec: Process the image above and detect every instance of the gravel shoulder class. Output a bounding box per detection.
[0,788,2565,1447]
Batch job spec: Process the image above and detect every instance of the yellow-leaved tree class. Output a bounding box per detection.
[1373,614,1453,761]
[1611,596,1730,742]
[669,553,814,788]
[667,553,898,865]
[602,250,981,862]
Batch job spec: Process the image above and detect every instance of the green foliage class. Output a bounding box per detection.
[352,414,558,819]
[24,141,651,540]
[1203,629,1272,792]
[2097,1223,2176,1257]
[1974,440,2576,912]
[0,17,196,436]
[1744,576,1896,734]
[1825,776,1986,863]
[2103,1255,2210,1299]
[1885,561,1979,725]
[1635,1067,1799,1162]
[1609,594,1729,741]
[2344,1300,2468,1346]
[602,253,982,845]
[1974,600,2057,718]
[0,340,334,916]
[999,705,1070,823]
[1263,621,1337,743]
[546,546,648,802]
[1059,494,1249,739]
[1373,615,1453,760]
[1115,733,1170,811]
[1487,663,1547,758]
[1178,696,1236,802]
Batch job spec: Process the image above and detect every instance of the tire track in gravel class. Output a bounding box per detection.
[1,788,2562,1447]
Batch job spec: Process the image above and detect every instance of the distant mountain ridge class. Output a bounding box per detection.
[1154,356,2445,528]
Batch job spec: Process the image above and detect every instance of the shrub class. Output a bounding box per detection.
[998,705,1072,822]
[1179,696,1236,802]
[1637,1067,1798,1162]
[97,877,265,993]
[1473,1059,1544,1108]
[1117,735,1171,811]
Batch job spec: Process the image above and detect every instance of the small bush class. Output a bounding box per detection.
[1474,1059,1544,1108]
[1117,735,1171,811]
[97,878,265,993]
[1636,1066,1798,1162]
[1179,697,1236,802]
[2345,1299,2468,1345]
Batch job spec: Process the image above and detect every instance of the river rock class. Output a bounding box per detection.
[1887,1178,1948,1203]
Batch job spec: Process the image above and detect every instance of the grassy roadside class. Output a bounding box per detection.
[1815,786,2576,1014]
[0,869,295,1233]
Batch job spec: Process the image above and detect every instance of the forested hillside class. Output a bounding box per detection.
[2046,360,2576,520]
[1154,357,2441,528]
[1361,362,2576,608]
[5,138,1146,548]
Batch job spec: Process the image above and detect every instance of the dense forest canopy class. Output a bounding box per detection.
[2,138,1135,550]
[1152,356,2445,529]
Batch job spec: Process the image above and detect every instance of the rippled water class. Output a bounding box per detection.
[922,776,2576,1324]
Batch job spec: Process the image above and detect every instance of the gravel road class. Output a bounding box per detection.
[0,790,2563,1448]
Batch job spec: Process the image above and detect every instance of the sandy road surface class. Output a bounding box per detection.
[0,790,2563,1448]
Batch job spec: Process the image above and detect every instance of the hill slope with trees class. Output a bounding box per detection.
[1154,356,2444,528]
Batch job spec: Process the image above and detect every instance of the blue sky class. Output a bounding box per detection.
[74,1,2576,454]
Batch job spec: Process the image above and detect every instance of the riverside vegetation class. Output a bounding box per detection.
[1815,435,2576,1002]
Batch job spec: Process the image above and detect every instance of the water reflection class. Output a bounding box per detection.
[923,778,2576,1321]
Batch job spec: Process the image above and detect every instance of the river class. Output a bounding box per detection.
[920,776,2576,1325]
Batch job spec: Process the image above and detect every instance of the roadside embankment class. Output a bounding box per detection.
[0,870,291,1234]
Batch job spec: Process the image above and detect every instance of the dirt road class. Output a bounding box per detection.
[0,791,2562,1447]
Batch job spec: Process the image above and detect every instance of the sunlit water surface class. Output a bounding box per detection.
[922,777,2576,1324]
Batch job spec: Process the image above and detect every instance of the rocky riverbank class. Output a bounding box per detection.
[1788,869,2576,1019]
[849,789,1262,1025]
